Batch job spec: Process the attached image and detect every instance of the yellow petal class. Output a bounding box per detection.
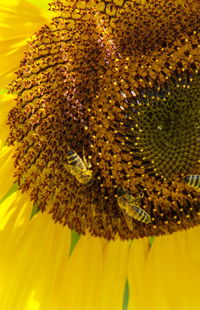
[56,235,103,310]
[127,237,150,310]
[0,146,15,199]
[96,239,130,310]
[27,0,50,11]
[0,0,52,87]
[0,191,71,310]
[128,228,200,310]
[0,94,16,147]
[0,191,32,260]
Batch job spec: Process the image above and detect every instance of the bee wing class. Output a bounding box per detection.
[122,210,134,232]
[64,162,83,177]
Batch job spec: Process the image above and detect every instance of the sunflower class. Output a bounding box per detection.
[0,0,200,309]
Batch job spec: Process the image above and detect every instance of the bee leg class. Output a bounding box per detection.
[83,154,92,169]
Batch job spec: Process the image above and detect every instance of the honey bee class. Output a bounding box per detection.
[184,175,200,190]
[117,191,151,225]
[66,149,93,186]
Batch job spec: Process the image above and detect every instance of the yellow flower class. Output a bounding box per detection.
[0,0,200,309]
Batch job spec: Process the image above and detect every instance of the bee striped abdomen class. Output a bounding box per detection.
[132,206,151,223]
[185,175,200,189]
[67,150,84,168]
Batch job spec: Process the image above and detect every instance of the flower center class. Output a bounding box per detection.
[121,74,200,179]
[7,0,200,240]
